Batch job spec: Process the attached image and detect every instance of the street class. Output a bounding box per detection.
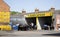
[0,30,60,37]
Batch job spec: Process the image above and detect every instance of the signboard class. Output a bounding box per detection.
[25,12,53,17]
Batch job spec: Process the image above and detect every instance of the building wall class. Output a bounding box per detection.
[0,12,10,22]
[10,14,27,25]
[0,0,10,12]
[0,0,10,25]
[55,15,60,30]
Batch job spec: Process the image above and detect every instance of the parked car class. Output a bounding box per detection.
[42,24,49,30]
[18,24,30,31]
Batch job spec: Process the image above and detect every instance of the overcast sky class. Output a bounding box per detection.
[4,0,60,12]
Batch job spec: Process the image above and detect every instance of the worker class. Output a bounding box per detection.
[30,23,34,30]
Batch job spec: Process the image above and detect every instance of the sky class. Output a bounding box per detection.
[4,0,60,13]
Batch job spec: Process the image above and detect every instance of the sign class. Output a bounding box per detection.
[25,12,53,17]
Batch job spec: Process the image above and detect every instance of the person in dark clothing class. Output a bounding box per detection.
[30,23,34,30]
[18,24,22,31]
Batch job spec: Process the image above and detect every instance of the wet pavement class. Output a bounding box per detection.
[0,30,60,37]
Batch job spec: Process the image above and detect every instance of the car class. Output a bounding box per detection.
[42,24,49,30]
[18,24,30,31]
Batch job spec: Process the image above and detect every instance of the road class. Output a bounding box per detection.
[0,30,60,37]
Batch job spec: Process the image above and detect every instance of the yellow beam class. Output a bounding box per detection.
[25,12,53,18]
[36,17,41,30]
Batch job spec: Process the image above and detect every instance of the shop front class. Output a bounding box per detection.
[25,12,53,30]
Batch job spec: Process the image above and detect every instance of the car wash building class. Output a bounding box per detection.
[21,8,60,30]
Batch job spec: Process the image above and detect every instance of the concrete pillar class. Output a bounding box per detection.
[36,17,41,30]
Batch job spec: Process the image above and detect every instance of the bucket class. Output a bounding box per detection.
[13,25,18,30]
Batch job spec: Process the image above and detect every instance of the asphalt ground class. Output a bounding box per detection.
[0,30,60,37]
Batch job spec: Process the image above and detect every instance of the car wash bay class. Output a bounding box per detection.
[25,12,53,30]
[25,16,52,30]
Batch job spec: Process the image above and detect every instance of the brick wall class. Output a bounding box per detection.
[0,0,10,12]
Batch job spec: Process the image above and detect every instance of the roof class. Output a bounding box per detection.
[24,11,51,15]
[11,10,60,17]
[10,13,24,18]
[55,10,60,14]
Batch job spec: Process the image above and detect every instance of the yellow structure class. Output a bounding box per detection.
[0,12,10,23]
[0,25,11,30]
[0,0,11,30]
[25,12,53,30]
[36,17,41,30]
[0,12,11,30]
[25,12,53,18]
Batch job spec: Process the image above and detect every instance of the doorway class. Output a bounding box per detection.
[38,16,53,30]
[25,17,37,30]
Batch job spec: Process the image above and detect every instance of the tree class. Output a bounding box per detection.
[10,11,21,15]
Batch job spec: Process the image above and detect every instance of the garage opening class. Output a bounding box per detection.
[25,17,37,30]
[25,16,54,30]
[38,16,54,30]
